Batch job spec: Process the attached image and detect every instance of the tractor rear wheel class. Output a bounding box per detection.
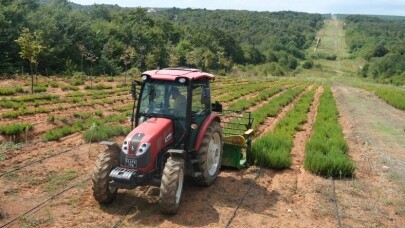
[194,121,223,186]
[92,148,119,204]
[159,156,185,214]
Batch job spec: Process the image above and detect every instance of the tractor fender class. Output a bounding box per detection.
[194,113,221,151]
[99,141,121,153]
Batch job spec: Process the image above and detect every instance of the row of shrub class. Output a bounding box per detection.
[43,112,128,141]
[251,84,307,128]
[222,83,305,136]
[251,87,316,169]
[358,84,405,111]
[304,86,355,177]
[226,80,292,111]
[0,122,33,136]
[216,82,274,103]
[0,87,24,96]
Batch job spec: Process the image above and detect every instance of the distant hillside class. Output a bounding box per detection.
[335,14,405,20]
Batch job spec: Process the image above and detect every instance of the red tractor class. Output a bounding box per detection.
[92,68,253,214]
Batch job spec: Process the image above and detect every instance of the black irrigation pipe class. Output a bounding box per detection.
[0,176,91,228]
[330,177,343,228]
[224,166,263,228]
[112,186,151,228]
[0,143,83,177]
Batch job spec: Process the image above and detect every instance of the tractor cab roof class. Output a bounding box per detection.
[141,68,215,81]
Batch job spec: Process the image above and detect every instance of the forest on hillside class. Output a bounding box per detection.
[0,0,323,77]
[344,15,405,84]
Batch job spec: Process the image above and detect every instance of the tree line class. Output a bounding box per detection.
[344,15,405,85]
[0,0,324,77]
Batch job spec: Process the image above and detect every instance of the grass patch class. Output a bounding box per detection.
[44,169,78,192]
[304,85,355,177]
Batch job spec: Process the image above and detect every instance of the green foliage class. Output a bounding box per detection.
[358,84,405,110]
[33,86,47,93]
[43,120,84,141]
[49,81,59,88]
[83,124,129,142]
[304,86,355,177]
[0,123,32,136]
[251,88,315,169]
[61,85,79,91]
[84,84,112,90]
[345,15,405,82]
[0,88,16,96]
[252,135,292,169]
[302,60,314,69]
[1,2,323,75]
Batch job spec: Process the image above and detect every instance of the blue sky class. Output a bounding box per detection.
[69,0,405,16]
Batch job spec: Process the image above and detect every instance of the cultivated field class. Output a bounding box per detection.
[1,20,405,228]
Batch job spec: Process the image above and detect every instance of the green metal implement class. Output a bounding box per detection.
[219,110,254,169]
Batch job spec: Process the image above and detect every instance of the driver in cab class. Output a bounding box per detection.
[170,86,186,117]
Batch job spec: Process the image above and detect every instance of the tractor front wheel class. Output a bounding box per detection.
[159,156,185,214]
[194,121,223,186]
[92,148,119,204]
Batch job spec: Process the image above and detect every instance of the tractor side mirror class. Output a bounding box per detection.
[212,101,222,112]
[201,87,211,105]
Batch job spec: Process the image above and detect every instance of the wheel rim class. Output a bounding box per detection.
[207,132,221,176]
[176,168,184,204]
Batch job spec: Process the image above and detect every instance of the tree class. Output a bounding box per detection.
[120,46,136,84]
[85,51,98,88]
[15,28,44,93]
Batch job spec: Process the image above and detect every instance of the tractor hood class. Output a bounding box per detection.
[122,117,174,156]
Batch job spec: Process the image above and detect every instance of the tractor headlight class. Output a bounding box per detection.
[141,75,149,81]
[122,140,129,154]
[137,143,151,156]
[178,78,186,83]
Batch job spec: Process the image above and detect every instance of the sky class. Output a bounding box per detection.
[69,0,405,16]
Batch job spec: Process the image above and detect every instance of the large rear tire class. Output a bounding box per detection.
[92,148,119,204]
[194,121,223,186]
[159,156,185,214]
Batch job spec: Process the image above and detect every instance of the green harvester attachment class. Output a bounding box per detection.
[220,110,254,169]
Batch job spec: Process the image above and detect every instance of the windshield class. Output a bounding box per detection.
[139,81,187,119]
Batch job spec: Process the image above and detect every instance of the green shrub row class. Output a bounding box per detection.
[251,85,307,128]
[0,87,25,96]
[0,123,33,136]
[251,87,315,169]
[215,82,272,102]
[222,84,305,136]
[84,84,113,90]
[227,81,291,110]
[83,124,130,142]
[304,86,355,177]
[359,85,405,111]
[61,85,80,91]
[43,113,128,141]
[2,107,51,118]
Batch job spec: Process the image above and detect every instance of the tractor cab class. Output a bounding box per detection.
[134,70,213,149]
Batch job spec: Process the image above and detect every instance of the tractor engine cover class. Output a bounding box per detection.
[121,117,174,173]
